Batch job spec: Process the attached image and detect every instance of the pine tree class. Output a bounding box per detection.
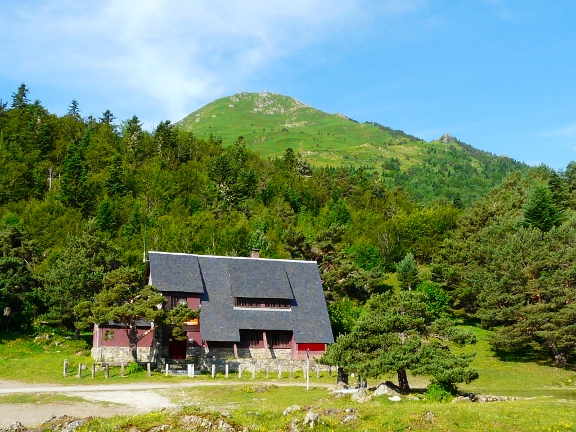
[396,252,419,290]
[11,84,29,109]
[523,183,562,233]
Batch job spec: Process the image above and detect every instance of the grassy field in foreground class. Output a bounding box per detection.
[80,388,576,432]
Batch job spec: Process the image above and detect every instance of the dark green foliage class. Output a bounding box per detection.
[321,291,478,391]
[11,84,29,109]
[76,266,197,361]
[96,200,116,233]
[523,182,562,232]
[416,280,449,317]
[396,252,419,290]
[0,214,41,331]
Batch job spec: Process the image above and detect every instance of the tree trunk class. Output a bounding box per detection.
[549,341,567,367]
[128,326,138,362]
[337,367,349,385]
[74,326,80,340]
[397,369,410,393]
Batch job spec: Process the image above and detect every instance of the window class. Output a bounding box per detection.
[235,298,291,309]
[235,298,260,308]
[267,331,292,348]
[264,299,291,309]
[239,330,263,347]
[170,296,188,308]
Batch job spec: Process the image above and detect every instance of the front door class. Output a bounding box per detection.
[169,338,187,359]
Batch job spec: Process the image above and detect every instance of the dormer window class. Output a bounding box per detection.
[234,297,291,309]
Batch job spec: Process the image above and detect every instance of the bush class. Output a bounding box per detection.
[425,383,453,402]
[126,361,144,374]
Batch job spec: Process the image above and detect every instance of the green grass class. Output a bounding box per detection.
[175,92,469,171]
[79,388,576,431]
[0,393,87,404]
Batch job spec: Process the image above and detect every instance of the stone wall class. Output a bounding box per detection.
[184,346,331,373]
[91,346,155,363]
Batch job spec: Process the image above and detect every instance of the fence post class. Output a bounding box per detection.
[211,364,216,378]
[105,364,109,379]
[278,365,282,379]
[290,363,294,379]
[238,364,242,379]
[91,363,96,378]
[63,359,68,378]
[316,364,320,379]
[187,364,194,378]
[265,365,269,379]
[121,363,125,377]
[252,365,256,379]
[225,363,229,379]
[147,363,152,377]
[77,363,82,379]
[165,364,169,376]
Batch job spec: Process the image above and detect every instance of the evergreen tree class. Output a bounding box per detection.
[96,199,116,233]
[75,267,197,361]
[396,252,419,290]
[523,183,562,233]
[321,291,478,392]
[11,83,30,109]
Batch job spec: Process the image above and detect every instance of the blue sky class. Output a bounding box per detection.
[1,1,575,169]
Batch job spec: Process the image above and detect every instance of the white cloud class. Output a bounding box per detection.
[0,1,423,123]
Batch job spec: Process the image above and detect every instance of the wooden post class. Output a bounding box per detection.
[211,364,216,378]
[63,359,68,378]
[121,363,125,377]
[329,366,332,378]
[290,363,294,379]
[316,364,320,379]
[278,365,282,379]
[165,364,169,376]
[91,363,96,378]
[147,363,151,377]
[225,363,229,379]
[187,364,194,378]
[105,364,109,379]
[78,363,82,379]
[238,364,242,379]
[252,365,256,379]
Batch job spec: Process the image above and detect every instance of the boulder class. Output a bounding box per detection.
[373,382,400,397]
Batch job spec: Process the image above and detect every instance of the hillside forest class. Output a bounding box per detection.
[2,84,576,373]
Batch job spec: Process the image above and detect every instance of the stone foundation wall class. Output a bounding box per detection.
[184,346,331,372]
[91,346,155,363]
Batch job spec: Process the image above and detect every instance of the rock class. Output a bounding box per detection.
[451,396,472,403]
[289,419,300,432]
[424,411,435,423]
[61,419,88,432]
[406,395,420,401]
[0,421,26,432]
[388,395,402,402]
[373,383,400,397]
[351,387,372,403]
[283,405,302,416]
[303,411,320,428]
[149,425,171,432]
[180,415,203,428]
[217,419,235,431]
[342,414,358,424]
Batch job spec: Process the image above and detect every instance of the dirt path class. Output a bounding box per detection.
[0,379,333,428]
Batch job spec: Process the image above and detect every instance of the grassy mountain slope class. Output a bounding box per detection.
[177,92,529,204]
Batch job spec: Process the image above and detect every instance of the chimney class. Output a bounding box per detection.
[251,248,260,259]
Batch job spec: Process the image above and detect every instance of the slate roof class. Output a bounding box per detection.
[147,251,334,344]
